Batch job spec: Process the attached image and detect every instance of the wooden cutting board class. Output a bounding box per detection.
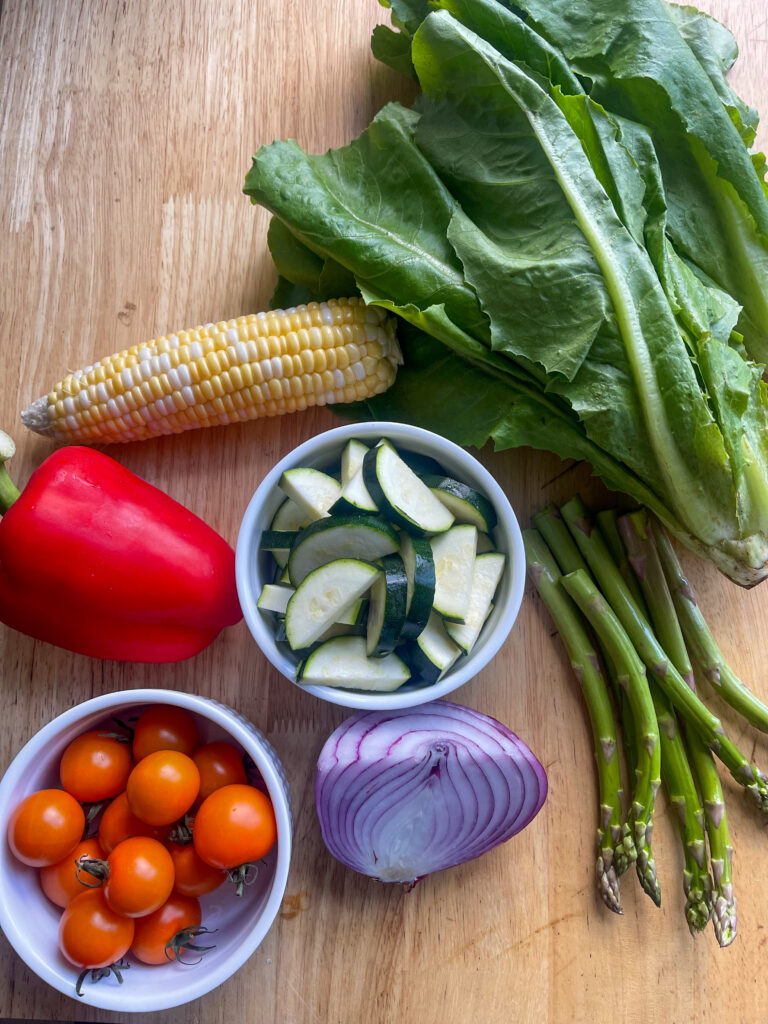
[1,1,767,1021]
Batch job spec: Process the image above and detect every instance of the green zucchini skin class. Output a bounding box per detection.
[362,441,454,536]
[287,514,398,586]
[366,553,408,656]
[421,475,498,533]
[399,534,436,641]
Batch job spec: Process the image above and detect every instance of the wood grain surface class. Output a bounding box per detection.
[1,1,768,1021]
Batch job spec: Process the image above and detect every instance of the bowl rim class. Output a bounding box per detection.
[235,420,526,710]
[0,688,292,1012]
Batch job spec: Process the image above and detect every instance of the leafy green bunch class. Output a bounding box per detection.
[244,0,768,586]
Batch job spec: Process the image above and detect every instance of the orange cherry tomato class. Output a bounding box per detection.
[98,792,168,854]
[126,750,200,827]
[39,838,104,908]
[101,836,175,918]
[131,894,205,965]
[168,842,225,897]
[193,784,277,870]
[132,706,198,761]
[192,742,247,807]
[59,730,133,803]
[7,789,85,867]
[59,887,135,970]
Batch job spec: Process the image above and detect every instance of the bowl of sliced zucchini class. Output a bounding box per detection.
[235,422,525,709]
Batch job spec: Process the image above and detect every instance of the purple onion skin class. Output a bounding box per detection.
[315,700,547,885]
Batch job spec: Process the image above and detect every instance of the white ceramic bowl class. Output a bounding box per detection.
[236,421,525,709]
[0,689,292,1012]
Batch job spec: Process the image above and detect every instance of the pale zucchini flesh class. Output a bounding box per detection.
[445,552,506,654]
[279,467,341,520]
[409,611,462,683]
[422,475,498,533]
[287,515,399,586]
[430,524,478,622]
[340,439,370,486]
[330,467,378,515]
[270,497,315,533]
[284,558,381,650]
[363,440,454,535]
[298,635,411,691]
[256,583,294,615]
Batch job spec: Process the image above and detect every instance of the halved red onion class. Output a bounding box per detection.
[315,700,547,884]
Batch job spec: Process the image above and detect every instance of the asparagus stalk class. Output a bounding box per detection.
[523,529,627,912]
[652,520,768,734]
[651,688,712,933]
[596,509,649,616]
[560,497,768,813]
[561,569,662,906]
[533,504,638,838]
[622,513,736,945]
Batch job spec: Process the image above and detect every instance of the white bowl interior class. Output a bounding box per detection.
[236,422,526,710]
[0,689,292,1013]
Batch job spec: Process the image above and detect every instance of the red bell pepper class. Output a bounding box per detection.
[0,431,242,662]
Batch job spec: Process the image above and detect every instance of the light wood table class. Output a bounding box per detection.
[1,1,767,1021]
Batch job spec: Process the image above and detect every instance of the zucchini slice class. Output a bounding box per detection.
[279,468,341,520]
[270,497,315,533]
[409,612,462,684]
[422,475,497,533]
[362,440,454,535]
[256,583,294,615]
[285,558,382,650]
[430,524,478,622]
[340,439,370,486]
[287,515,398,586]
[259,530,299,551]
[366,553,408,656]
[329,467,378,515]
[399,533,436,641]
[445,552,506,654]
[298,635,411,691]
[476,532,496,554]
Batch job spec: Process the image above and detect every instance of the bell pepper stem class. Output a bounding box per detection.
[0,430,20,514]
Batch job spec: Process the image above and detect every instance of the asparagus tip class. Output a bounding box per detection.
[596,854,623,915]
[712,893,737,948]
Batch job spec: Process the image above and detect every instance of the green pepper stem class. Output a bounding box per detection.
[0,430,20,514]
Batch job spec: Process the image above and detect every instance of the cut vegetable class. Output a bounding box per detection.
[445,553,506,654]
[422,475,497,533]
[279,468,341,520]
[366,553,408,656]
[399,533,436,640]
[362,440,454,535]
[330,467,378,515]
[409,611,462,683]
[258,530,298,552]
[340,439,370,486]
[284,558,381,650]
[256,583,294,615]
[298,635,411,690]
[270,497,314,533]
[315,702,548,882]
[430,524,478,622]
[287,514,399,586]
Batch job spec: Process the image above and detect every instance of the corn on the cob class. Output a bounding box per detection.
[21,298,402,444]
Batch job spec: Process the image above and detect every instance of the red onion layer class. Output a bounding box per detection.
[315,700,547,884]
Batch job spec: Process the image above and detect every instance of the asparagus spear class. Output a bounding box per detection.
[624,515,737,945]
[561,569,662,906]
[596,509,649,616]
[560,497,768,813]
[523,529,627,912]
[534,503,638,849]
[652,520,768,734]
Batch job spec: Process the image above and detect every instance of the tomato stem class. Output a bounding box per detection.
[226,861,259,897]
[75,960,130,997]
[76,857,110,885]
[165,926,217,965]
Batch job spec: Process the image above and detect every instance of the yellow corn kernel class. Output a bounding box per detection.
[21,299,402,443]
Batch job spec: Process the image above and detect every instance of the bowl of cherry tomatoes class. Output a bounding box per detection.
[0,688,292,1012]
